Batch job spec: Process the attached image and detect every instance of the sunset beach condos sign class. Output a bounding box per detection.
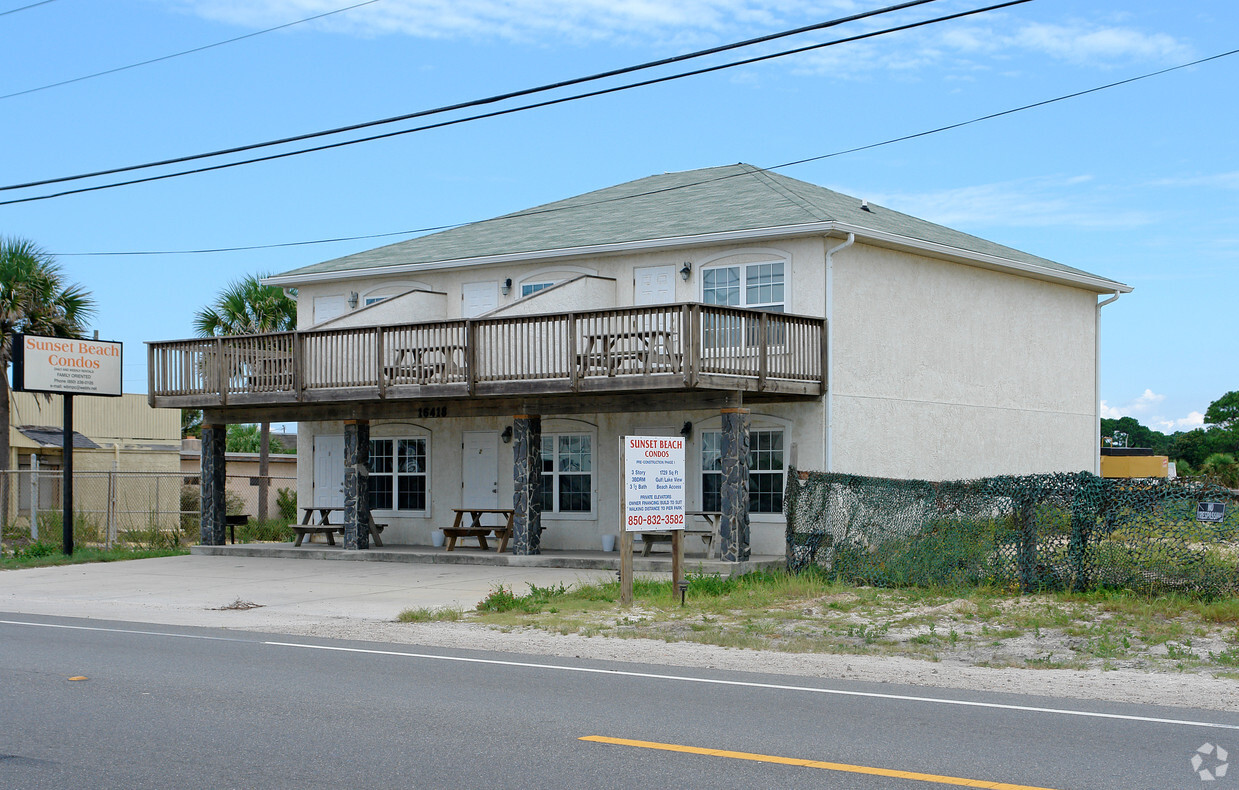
[12,334,123,397]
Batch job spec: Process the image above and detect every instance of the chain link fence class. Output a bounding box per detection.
[1,470,296,552]
[786,468,1239,598]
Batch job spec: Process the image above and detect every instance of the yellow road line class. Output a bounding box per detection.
[580,735,1063,790]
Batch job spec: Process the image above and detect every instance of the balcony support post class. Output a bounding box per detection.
[200,424,227,546]
[719,407,751,562]
[343,420,371,550]
[511,414,542,555]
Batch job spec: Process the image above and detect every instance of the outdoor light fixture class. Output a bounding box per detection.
[347,291,359,309]
[501,278,512,296]
[501,425,513,443]
[679,262,692,281]
[679,421,693,438]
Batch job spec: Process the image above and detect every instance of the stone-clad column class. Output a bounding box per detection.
[512,415,542,555]
[719,408,751,562]
[343,420,371,550]
[200,424,227,546]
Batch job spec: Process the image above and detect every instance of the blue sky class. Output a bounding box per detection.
[3,0,1235,433]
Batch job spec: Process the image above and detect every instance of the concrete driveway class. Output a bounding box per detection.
[0,555,616,630]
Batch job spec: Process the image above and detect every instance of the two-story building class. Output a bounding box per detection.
[148,163,1130,561]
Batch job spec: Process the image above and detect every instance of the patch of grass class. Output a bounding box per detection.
[398,606,462,623]
[2,545,188,570]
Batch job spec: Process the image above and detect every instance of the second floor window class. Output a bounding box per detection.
[521,282,553,297]
[702,261,785,312]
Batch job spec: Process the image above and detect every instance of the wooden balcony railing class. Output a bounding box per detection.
[147,304,826,409]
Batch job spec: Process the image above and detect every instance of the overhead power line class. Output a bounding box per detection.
[0,0,58,17]
[1,0,383,101]
[56,42,1239,258]
[3,0,1029,206]
[2,0,947,192]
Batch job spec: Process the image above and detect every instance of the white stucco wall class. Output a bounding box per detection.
[489,276,617,316]
[829,242,1098,479]
[315,290,448,329]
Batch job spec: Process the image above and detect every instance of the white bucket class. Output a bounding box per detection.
[601,534,617,552]
[431,530,445,548]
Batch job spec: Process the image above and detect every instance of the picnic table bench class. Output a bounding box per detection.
[443,507,516,552]
[639,511,722,557]
[293,506,386,547]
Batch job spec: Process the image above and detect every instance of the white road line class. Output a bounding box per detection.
[5,617,1236,731]
[268,641,1239,732]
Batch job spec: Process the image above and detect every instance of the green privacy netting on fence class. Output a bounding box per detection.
[785,468,1239,598]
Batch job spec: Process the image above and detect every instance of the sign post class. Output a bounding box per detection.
[11,334,123,556]
[621,435,686,606]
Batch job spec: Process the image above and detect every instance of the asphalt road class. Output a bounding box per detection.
[3,613,1237,789]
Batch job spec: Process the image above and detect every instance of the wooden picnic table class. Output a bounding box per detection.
[577,328,678,377]
[384,344,466,385]
[639,510,722,557]
[293,505,385,547]
[443,507,516,552]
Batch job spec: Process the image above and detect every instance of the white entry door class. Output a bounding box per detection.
[313,434,345,521]
[461,281,500,318]
[462,431,500,526]
[634,265,675,305]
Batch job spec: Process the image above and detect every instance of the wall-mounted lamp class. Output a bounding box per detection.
[500,425,513,444]
[679,420,693,438]
[500,278,512,296]
[679,262,692,281]
[347,291,359,309]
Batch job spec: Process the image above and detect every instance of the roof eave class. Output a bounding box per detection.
[265,221,1131,295]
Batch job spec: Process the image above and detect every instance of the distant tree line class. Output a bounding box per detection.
[1102,391,1238,486]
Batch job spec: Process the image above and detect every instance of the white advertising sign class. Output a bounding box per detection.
[14,334,123,397]
[623,435,685,532]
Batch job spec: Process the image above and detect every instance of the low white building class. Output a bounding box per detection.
[149,164,1130,559]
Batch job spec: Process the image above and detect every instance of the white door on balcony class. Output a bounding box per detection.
[462,431,501,526]
[634,265,675,305]
[461,282,499,318]
[313,434,345,520]
[313,295,348,325]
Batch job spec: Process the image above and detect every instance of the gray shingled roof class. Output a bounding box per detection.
[275,163,1116,285]
[17,426,101,449]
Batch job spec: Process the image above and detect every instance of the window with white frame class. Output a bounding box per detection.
[701,261,786,351]
[521,282,553,297]
[369,437,428,512]
[701,429,785,514]
[539,434,592,513]
[702,261,785,312]
[364,295,388,306]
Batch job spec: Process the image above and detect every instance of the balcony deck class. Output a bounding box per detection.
[148,304,826,419]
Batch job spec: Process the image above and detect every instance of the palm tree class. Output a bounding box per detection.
[0,237,96,519]
[194,274,296,521]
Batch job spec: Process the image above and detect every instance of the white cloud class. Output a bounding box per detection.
[173,2,1194,71]
[1102,390,1204,433]
[1150,172,1239,190]
[1152,411,1206,432]
[1101,389,1166,419]
[174,0,859,45]
[857,176,1156,230]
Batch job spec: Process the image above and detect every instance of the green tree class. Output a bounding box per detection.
[1205,391,1239,431]
[0,238,95,517]
[1199,453,1239,489]
[1100,416,1171,454]
[194,274,296,521]
[181,409,202,439]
